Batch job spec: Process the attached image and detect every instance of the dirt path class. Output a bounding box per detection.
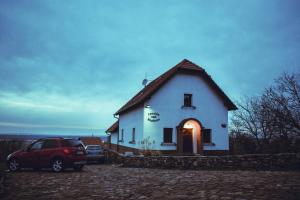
[3,164,300,199]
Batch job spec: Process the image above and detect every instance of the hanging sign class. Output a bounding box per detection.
[147,112,160,122]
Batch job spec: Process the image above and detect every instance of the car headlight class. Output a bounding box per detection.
[7,153,12,161]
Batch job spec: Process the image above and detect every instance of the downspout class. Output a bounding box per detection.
[105,131,111,149]
[114,114,119,152]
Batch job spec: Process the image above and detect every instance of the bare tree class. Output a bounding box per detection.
[231,97,272,152]
[230,71,300,153]
[271,72,300,136]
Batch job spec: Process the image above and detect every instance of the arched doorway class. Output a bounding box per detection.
[177,118,203,155]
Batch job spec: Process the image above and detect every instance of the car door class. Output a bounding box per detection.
[20,140,44,168]
[39,139,60,168]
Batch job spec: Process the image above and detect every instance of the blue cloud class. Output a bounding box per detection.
[0,0,300,134]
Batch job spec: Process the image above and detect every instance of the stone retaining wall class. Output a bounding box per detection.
[121,153,300,171]
[104,149,124,164]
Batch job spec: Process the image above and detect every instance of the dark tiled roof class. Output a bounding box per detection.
[106,120,119,133]
[79,137,102,145]
[114,59,237,115]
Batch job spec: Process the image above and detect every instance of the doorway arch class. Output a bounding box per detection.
[177,118,203,155]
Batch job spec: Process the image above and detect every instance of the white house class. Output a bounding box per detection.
[106,59,237,155]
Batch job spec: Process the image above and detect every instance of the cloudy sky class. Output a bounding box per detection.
[0,0,299,135]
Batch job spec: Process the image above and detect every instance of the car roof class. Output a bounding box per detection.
[85,145,102,148]
[37,137,63,141]
[35,138,82,142]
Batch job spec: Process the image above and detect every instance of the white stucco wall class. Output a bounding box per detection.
[143,72,229,151]
[110,132,118,145]
[118,106,144,149]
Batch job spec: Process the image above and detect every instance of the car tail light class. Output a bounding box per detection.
[63,148,71,154]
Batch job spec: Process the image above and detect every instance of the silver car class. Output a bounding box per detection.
[85,145,104,163]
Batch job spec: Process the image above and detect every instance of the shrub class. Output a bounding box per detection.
[138,136,161,156]
[0,140,25,162]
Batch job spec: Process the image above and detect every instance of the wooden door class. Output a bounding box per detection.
[181,128,193,153]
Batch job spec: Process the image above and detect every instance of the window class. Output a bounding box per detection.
[203,129,212,143]
[184,94,192,107]
[61,139,84,148]
[163,128,173,143]
[42,140,59,149]
[86,145,102,150]
[132,128,135,142]
[30,141,44,150]
[119,129,124,142]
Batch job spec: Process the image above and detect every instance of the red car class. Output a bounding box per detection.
[6,138,87,172]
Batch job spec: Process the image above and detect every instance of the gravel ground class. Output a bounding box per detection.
[2,164,300,200]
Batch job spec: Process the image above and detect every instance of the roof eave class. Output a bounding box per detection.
[228,103,238,111]
[105,120,119,133]
[113,59,237,115]
[114,102,144,116]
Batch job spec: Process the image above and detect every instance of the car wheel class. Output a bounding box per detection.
[8,158,20,172]
[52,158,64,172]
[74,165,83,171]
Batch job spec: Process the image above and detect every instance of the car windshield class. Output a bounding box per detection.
[61,139,83,147]
[86,145,101,150]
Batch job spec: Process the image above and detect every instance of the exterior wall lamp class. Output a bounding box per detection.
[221,123,227,128]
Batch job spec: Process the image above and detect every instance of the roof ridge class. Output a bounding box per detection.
[177,59,205,70]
